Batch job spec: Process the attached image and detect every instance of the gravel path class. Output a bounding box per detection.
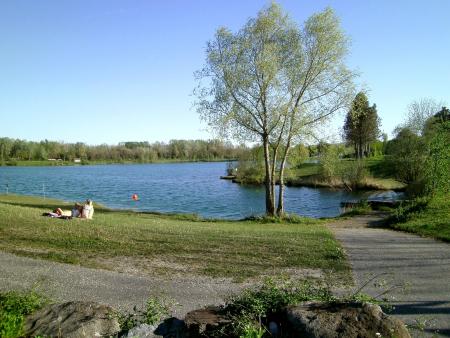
[329,214,450,338]
[0,251,242,318]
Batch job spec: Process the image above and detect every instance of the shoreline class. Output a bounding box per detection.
[0,158,236,167]
[230,176,407,192]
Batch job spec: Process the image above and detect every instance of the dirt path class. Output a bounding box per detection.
[329,213,450,337]
[0,251,242,318]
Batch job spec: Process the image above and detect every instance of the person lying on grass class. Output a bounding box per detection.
[45,200,94,219]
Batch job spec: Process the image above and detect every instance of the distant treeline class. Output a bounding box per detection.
[0,138,249,163]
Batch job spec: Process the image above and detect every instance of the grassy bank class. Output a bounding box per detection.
[386,194,450,242]
[234,159,406,191]
[0,195,350,282]
[288,159,406,191]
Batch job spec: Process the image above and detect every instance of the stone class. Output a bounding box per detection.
[184,306,231,336]
[153,317,186,337]
[285,301,410,338]
[24,301,120,338]
[124,323,158,338]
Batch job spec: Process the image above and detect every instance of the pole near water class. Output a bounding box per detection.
[42,183,46,199]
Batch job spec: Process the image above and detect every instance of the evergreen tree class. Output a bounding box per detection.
[343,92,380,158]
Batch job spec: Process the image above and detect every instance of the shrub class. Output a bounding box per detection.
[217,278,335,337]
[389,197,429,223]
[342,160,368,189]
[319,145,341,180]
[118,296,170,332]
[0,291,47,338]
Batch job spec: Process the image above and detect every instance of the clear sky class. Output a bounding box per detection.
[0,0,449,145]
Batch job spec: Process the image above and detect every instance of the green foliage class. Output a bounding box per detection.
[213,278,335,337]
[0,137,247,163]
[319,144,342,180]
[118,296,170,331]
[239,323,266,338]
[341,160,368,189]
[196,2,354,215]
[387,194,450,242]
[289,144,310,167]
[144,297,170,326]
[424,120,450,195]
[390,198,429,223]
[0,291,47,338]
[341,200,371,216]
[236,147,265,184]
[344,92,380,159]
[386,128,427,183]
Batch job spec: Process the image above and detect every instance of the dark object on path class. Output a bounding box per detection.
[285,301,410,338]
[24,301,120,338]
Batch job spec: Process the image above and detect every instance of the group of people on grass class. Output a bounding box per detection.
[47,199,94,219]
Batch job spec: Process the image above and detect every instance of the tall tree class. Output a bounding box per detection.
[343,92,380,158]
[404,98,445,135]
[196,3,354,216]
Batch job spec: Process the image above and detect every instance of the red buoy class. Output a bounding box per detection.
[132,194,139,201]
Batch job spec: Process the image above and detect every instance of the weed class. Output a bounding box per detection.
[212,277,335,337]
[118,296,171,332]
[239,323,266,338]
[340,200,372,216]
[0,290,47,338]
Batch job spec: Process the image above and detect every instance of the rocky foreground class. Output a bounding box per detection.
[24,300,410,338]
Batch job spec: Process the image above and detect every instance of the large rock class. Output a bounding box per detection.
[285,301,410,338]
[124,323,158,338]
[24,301,120,338]
[184,306,231,336]
[124,318,186,338]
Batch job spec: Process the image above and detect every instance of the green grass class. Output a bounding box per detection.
[0,290,47,338]
[387,194,450,242]
[0,194,350,282]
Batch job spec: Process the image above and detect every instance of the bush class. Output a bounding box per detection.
[389,197,429,223]
[118,296,170,332]
[342,160,368,189]
[341,200,371,216]
[319,145,341,180]
[215,278,335,337]
[0,291,47,338]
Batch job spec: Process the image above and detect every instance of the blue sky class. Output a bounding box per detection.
[0,0,449,145]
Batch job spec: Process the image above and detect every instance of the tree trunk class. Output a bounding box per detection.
[276,142,291,216]
[276,161,286,216]
[263,135,275,215]
[270,145,278,211]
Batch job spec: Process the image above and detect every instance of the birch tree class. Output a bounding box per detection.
[196,3,355,216]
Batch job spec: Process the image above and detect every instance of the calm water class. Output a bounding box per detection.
[0,162,393,219]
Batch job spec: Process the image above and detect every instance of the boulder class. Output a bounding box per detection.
[24,301,120,338]
[285,301,410,338]
[124,323,158,338]
[184,306,231,336]
[153,317,186,337]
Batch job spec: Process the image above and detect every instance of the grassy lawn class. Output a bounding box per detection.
[387,194,450,242]
[0,194,350,282]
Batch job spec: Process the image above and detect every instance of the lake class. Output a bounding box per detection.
[0,162,396,219]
